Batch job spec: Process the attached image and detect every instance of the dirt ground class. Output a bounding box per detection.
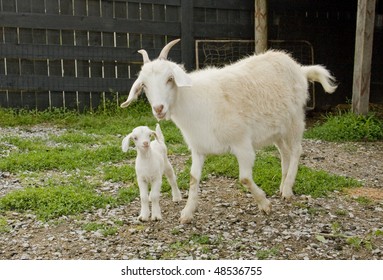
[0,126,382,260]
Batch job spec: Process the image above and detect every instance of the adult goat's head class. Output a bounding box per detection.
[120,39,192,120]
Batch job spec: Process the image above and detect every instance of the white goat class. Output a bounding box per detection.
[120,39,337,224]
[122,124,182,221]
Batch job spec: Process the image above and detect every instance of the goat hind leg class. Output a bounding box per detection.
[280,143,301,199]
[275,140,291,195]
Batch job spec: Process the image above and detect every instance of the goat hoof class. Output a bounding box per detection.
[173,196,182,203]
[151,216,162,221]
[180,208,194,224]
[281,192,294,200]
[259,199,272,215]
[179,217,193,224]
[179,213,193,224]
[138,215,149,222]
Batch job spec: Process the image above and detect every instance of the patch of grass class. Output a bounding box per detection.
[103,165,136,183]
[82,222,118,237]
[346,235,373,251]
[202,152,360,197]
[163,233,215,259]
[0,185,115,221]
[0,144,125,173]
[354,196,373,206]
[0,99,152,129]
[294,166,360,198]
[171,228,182,235]
[335,209,347,216]
[190,234,211,245]
[51,131,97,144]
[305,111,383,142]
[255,247,279,260]
[0,218,11,233]
[116,186,140,205]
[347,237,363,250]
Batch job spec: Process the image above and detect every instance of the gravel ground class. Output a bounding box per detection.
[0,126,382,260]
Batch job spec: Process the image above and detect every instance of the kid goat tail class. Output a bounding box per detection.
[301,65,337,94]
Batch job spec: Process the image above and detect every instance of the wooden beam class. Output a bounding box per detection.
[255,0,268,54]
[352,0,376,115]
[181,0,193,71]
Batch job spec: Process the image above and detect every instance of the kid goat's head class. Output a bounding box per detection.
[120,39,192,120]
[122,126,157,153]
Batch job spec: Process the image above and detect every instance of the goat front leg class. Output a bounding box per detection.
[149,178,162,221]
[180,151,205,224]
[137,177,150,221]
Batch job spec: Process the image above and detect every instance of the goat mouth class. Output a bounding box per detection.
[156,112,167,120]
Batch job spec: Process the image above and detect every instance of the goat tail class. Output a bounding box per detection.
[155,123,165,144]
[301,65,337,94]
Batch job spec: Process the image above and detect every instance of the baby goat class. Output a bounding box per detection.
[122,124,182,221]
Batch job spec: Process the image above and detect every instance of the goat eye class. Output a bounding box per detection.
[133,136,138,141]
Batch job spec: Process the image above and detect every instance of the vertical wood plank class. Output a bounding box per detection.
[114,1,126,18]
[31,0,45,13]
[2,0,17,12]
[181,0,193,70]
[255,0,267,54]
[87,0,101,17]
[352,0,376,115]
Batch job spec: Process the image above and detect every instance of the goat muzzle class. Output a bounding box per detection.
[153,105,164,115]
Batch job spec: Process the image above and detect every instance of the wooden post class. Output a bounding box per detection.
[352,0,376,115]
[181,0,194,71]
[255,0,268,54]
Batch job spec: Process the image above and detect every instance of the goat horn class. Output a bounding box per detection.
[158,39,181,60]
[138,50,150,64]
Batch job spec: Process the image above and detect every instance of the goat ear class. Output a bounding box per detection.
[120,79,143,108]
[121,134,132,152]
[171,65,192,87]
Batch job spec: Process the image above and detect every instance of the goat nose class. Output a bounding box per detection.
[143,141,149,147]
[153,105,164,114]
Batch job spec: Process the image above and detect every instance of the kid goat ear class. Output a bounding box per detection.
[121,134,132,152]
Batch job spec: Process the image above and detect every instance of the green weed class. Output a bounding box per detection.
[0,185,115,221]
[190,234,211,245]
[354,196,373,206]
[103,165,136,183]
[116,186,140,205]
[203,152,360,197]
[82,222,118,237]
[255,247,279,260]
[0,218,10,233]
[305,111,383,142]
[0,144,125,173]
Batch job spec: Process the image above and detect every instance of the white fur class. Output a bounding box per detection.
[121,39,337,224]
[121,124,182,221]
